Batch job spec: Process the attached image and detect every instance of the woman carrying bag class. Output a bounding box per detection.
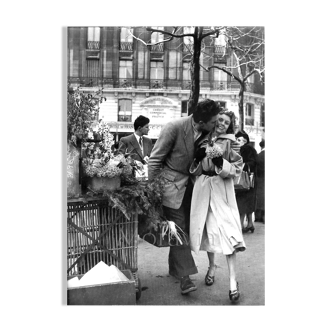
[235,131,258,233]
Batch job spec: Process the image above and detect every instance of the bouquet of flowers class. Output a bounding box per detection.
[82,121,132,178]
[205,136,224,159]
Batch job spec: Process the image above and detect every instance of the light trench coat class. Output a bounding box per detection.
[189,134,246,255]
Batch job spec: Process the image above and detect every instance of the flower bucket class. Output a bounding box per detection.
[67,143,81,197]
[85,176,121,192]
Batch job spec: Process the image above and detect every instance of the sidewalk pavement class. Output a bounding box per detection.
[136,222,265,305]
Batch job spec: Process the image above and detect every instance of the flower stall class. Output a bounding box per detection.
[66,87,142,302]
[66,86,186,304]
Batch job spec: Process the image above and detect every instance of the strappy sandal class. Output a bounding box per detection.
[229,281,240,303]
[205,265,217,286]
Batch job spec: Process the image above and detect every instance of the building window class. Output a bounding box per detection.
[119,60,132,78]
[87,27,100,49]
[245,103,254,126]
[118,99,132,122]
[150,61,164,80]
[182,62,190,81]
[169,50,180,79]
[183,27,194,45]
[151,26,164,43]
[181,101,188,116]
[214,34,226,53]
[120,27,133,42]
[120,27,133,51]
[214,66,227,89]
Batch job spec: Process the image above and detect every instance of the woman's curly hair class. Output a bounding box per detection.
[219,107,236,134]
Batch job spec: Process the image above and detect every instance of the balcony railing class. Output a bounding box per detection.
[118,115,132,122]
[87,41,100,50]
[214,45,226,54]
[151,44,164,52]
[67,77,264,95]
[120,42,133,51]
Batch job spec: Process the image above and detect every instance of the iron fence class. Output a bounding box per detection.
[68,77,264,95]
[87,41,100,50]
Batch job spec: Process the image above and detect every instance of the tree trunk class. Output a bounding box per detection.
[188,28,202,115]
[238,82,245,131]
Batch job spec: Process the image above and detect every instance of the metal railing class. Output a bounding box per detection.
[120,42,133,51]
[87,41,100,50]
[68,77,264,95]
[151,44,164,52]
[214,45,226,54]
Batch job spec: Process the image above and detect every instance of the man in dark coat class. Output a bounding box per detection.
[255,139,265,223]
[148,99,221,295]
[118,115,152,164]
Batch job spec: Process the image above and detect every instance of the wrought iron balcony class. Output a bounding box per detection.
[151,44,164,52]
[120,42,133,51]
[67,77,264,95]
[87,41,100,50]
[214,45,226,54]
[118,115,132,122]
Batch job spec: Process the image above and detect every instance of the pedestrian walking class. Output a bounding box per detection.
[189,109,245,303]
[235,130,258,233]
[148,99,220,295]
[255,139,265,223]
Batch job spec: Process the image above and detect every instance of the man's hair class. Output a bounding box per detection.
[134,115,150,131]
[192,99,219,123]
[219,108,236,134]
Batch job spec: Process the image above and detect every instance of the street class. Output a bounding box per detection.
[136,222,265,305]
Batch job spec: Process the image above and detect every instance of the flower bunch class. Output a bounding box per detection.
[205,137,224,159]
[83,159,123,178]
[82,121,133,178]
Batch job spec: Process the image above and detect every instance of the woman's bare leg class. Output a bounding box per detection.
[207,251,217,276]
[226,253,237,291]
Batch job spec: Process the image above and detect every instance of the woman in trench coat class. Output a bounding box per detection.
[189,109,245,303]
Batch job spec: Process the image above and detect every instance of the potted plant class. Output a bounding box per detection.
[67,86,105,197]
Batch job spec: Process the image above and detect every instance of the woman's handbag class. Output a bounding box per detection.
[234,165,250,191]
[248,164,255,188]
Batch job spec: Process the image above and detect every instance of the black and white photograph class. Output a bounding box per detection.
[66,26,265,306]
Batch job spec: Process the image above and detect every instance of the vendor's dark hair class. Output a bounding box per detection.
[259,139,265,149]
[192,99,219,123]
[219,108,236,134]
[134,115,150,131]
[235,130,250,144]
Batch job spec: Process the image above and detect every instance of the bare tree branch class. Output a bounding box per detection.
[146,27,195,38]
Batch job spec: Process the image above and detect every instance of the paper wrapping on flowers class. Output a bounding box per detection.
[205,144,224,159]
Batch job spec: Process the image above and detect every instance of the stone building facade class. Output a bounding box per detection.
[68,26,265,147]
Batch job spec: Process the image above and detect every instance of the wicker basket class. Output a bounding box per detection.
[67,197,141,299]
[67,143,81,197]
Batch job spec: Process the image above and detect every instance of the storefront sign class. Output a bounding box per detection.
[140,96,178,123]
